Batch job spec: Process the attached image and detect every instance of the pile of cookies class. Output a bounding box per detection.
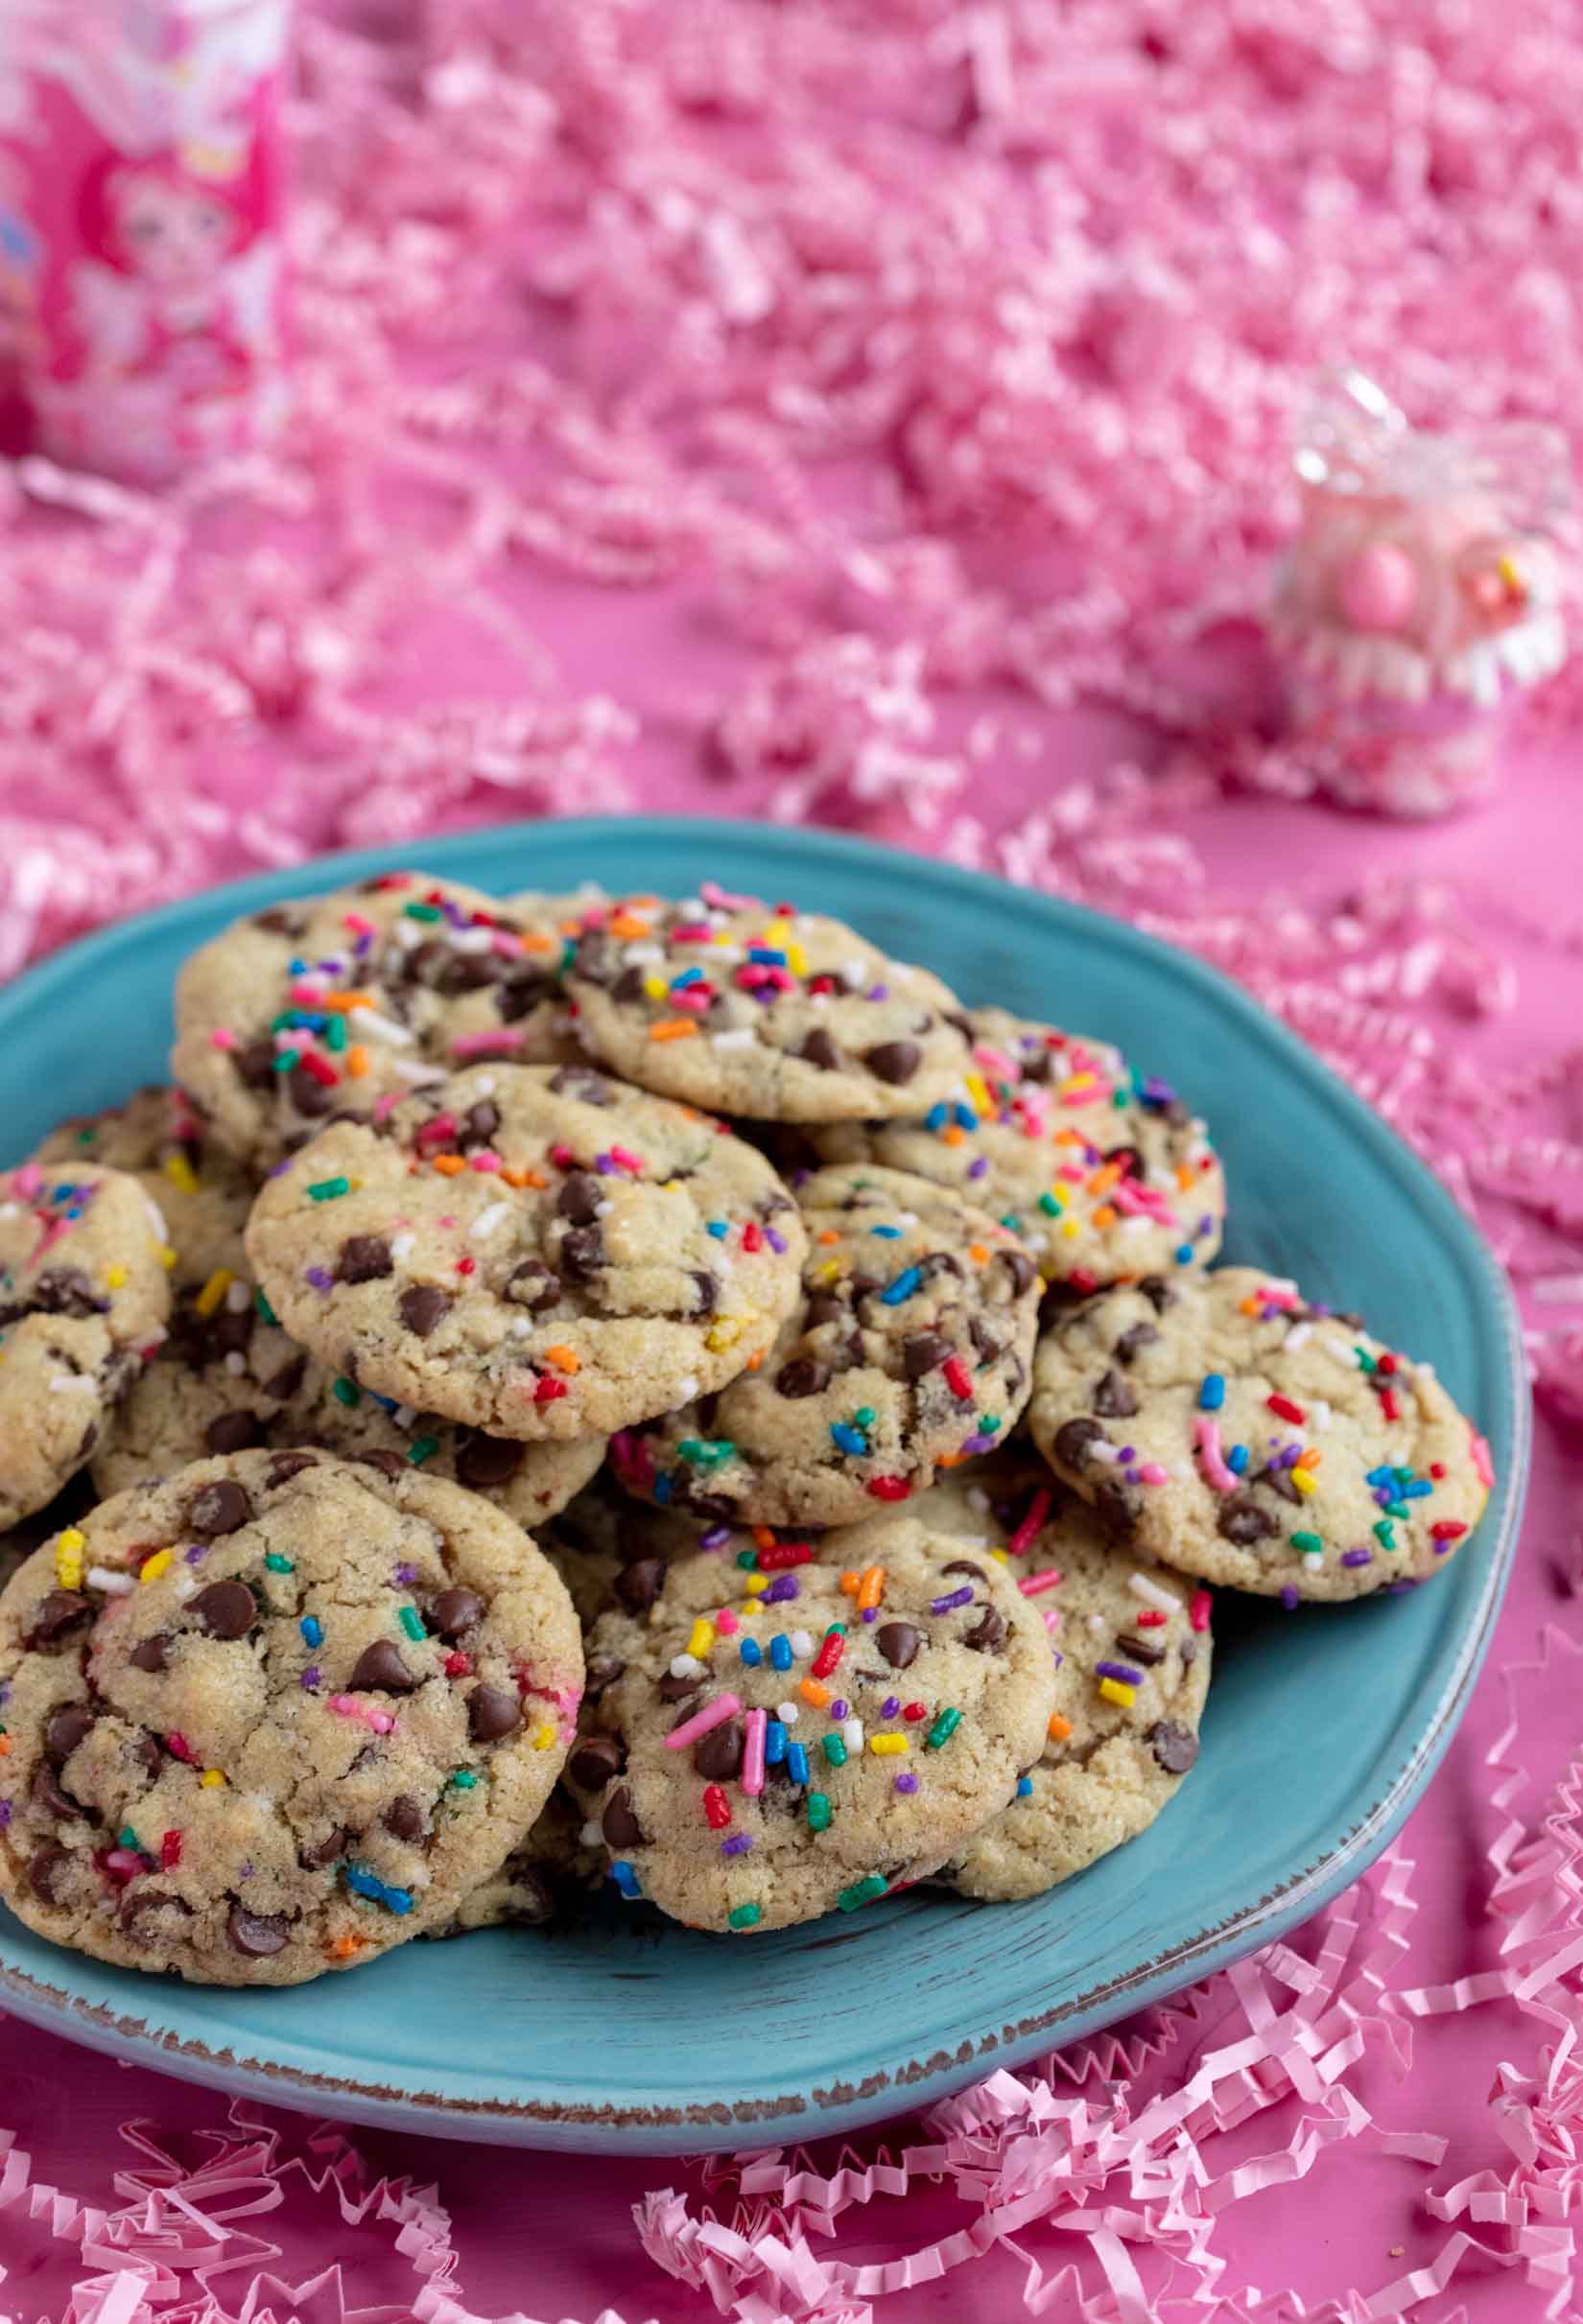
[0,869,1493,1983]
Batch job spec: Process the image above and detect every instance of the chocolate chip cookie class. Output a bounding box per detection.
[0,1449,583,1984]
[31,1084,258,1294]
[244,1065,808,1441]
[1028,1267,1492,1601]
[609,1163,1041,1527]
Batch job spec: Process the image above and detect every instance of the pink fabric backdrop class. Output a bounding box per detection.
[4,6,1583,2319]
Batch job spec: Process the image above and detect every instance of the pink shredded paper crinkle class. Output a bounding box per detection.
[4,2,1583,2319]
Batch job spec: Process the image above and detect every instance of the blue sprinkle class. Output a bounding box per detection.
[739,1637,763,1668]
[880,1266,922,1307]
[1016,1775,1033,1798]
[670,966,704,989]
[1174,1244,1195,1264]
[1365,1464,1395,1487]
[706,1219,729,1239]
[925,1102,950,1131]
[953,1102,978,1130]
[830,1421,868,1456]
[652,1473,673,1506]
[769,1633,793,1672]
[609,1861,642,1898]
[869,1224,903,1239]
[1401,1479,1432,1499]
[1227,1444,1249,1475]
[1198,1374,1225,1411]
[787,1741,810,1786]
[300,1615,323,1649]
[747,946,787,966]
[344,1862,413,1915]
[765,1719,787,1766]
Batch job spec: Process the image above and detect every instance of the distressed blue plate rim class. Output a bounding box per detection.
[0,816,1528,2155]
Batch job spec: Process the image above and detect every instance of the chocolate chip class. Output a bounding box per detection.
[348,1640,417,1693]
[1116,1630,1167,1665]
[583,1654,626,1699]
[775,1357,830,1398]
[602,1785,644,1847]
[557,1172,601,1224]
[497,968,557,1021]
[1093,1479,1141,1540]
[33,1268,109,1319]
[942,1559,985,1580]
[573,927,616,985]
[693,1716,744,1779]
[227,1904,289,1957]
[253,905,303,935]
[503,1866,557,1925]
[864,1040,920,1085]
[963,1604,1006,1653]
[1138,1276,1176,1314]
[188,1480,252,1537]
[876,1621,921,1669]
[29,1846,73,1905]
[288,1061,332,1117]
[1115,1322,1160,1366]
[691,1270,720,1317]
[1147,1720,1199,1773]
[339,1234,392,1283]
[44,1702,96,1760]
[209,1303,256,1359]
[352,1449,405,1480]
[1105,1143,1145,1178]
[382,1796,426,1843]
[558,1225,605,1280]
[129,1733,163,1779]
[426,1586,483,1639]
[611,964,646,1002]
[462,1100,502,1147]
[903,1332,952,1380]
[454,1432,524,1491]
[24,1590,92,1649]
[399,1285,452,1337]
[1261,1465,1304,1505]
[805,1292,846,1330]
[130,1632,171,1673]
[32,1763,87,1819]
[1217,1497,1277,1545]
[1052,1417,1107,1468]
[1093,1367,1139,1419]
[615,1558,666,1616]
[469,1684,520,1742]
[189,1580,256,1639]
[233,1037,278,1089]
[301,1825,351,1866]
[997,1247,1036,1299]
[263,1352,307,1400]
[915,1251,964,1285]
[799,1029,841,1070]
[568,1735,626,1791]
[264,1450,318,1488]
[548,1068,613,1105]
[504,1262,560,1311]
[657,1673,699,1703]
[205,1410,267,1455]
[120,1890,193,1945]
[968,1318,1004,1365]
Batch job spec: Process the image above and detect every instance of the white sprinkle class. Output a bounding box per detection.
[777,1701,799,1726]
[470,1202,509,1240]
[509,1318,532,1338]
[392,1060,447,1086]
[475,1073,497,1096]
[595,1198,614,1217]
[48,1373,96,1395]
[712,1028,757,1051]
[622,942,665,966]
[142,1193,170,1240]
[173,1574,196,1602]
[225,1279,252,1311]
[670,1654,704,1679]
[1284,1321,1313,1352]
[1324,1334,1356,1364]
[448,926,494,953]
[1088,1612,1107,1635]
[1310,1398,1333,1431]
[0,1202,18,1220]
[672,1376,698,1404]
[390,1233,416,1266]
[1085,1439,1121,1464]
[581,1820,603,1847]
[842,955,869,984]
[224,1351,247,1376]
[790,1629,814,1658]
[348,1005,414,1048]
[966,1487,991,1513]
[1128,1571,1179,1613]
[842,1717,863,1754]
[86,1565,133,1595]
[392,1406,416,1431]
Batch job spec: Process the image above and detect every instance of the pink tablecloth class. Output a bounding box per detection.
[5,7,1583,2319]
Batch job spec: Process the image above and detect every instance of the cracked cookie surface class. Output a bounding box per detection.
[1028,1266,1492,1601]
[0,1449,582,1984]
[610,1163,1040,1527]
[245,1064,808,1441]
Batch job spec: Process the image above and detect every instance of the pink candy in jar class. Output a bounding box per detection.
[1269,371,1571,815]
[0,0,291,486]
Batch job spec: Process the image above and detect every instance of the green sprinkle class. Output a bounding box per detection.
[255,1288,278,1325]
[979,1414,1002,1436]
[325,1014,347,1054]
[272,1047,300,1074]
[265,1552,295,1573]
[727,1902,763,1930]
[735,1548,758,1569]
[838,1873,888,1912]
[1289,1532,1323,1555]
[308,1176,351,1202]
[118,1826,141,1852]
[677,1437,735,1467]
[75,1128,94,1146]
[404,901,444,922]
[449,1769,478,1790]
[1374,1518,1398,1549]
[398,1606,425,1642]
[807,1792,832,1833]
[269,1012,294,1033]
[407,1435,440,1467]
[1037,1191,1061,1216]
[332,1376,360,1408]
[1112,1088,1130,1108]
[822,1734,847,1768]
[1355,1345,1378,1373]
[1383,1499,1409,1519]
[925,1706,962,1750]
[1001,1213,1023,1232]
[853,1407,875,1428]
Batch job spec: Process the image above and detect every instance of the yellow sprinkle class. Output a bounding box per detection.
[705,1319,743,1352]
[194,1267,235,1319]
[738,1599,765,1619]
[158,1245,177,1271]
[198,1768,226,1789]
[964,1070,992,1115]
[1098,1678,1136,1708]
[1058,1217,1081,1240]
[867,1733,909,1756]
[139,1550,175,1585]
[1056,1073,1099,1099]
[1292,1467,1317,1497]
[532,1724,555,1750]
[744,1573,769,1595]
[812,1258,842,1285]
[990,1547,1008,1563]
[104,1263,127,1290]
[786,942,809,976]
[686,1618,716,1660]
[763,918,792,945]
[55,1527,85,1587]
[1044,1187,1066,1212]
[643,974,669,1000]
[162,1153,201,1198]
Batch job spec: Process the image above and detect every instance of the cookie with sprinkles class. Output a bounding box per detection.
[244,1064,808,1441]
[0,1164,172,1529]
[31,1084,259,1292]
[564,1518,1056,1934]
[805,1006,1225,1289]
[172,873,588,1172]
[91,1302,606,1526]
[564,885,978,1122]
[0,1448,583,1984]
[608,1163,1041,1527]
[905,1464,1211,1900]
[1028,1266,1493,1602]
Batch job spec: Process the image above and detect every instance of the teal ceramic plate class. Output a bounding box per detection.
[0,819,1526,2154]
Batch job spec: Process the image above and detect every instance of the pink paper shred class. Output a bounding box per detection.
[5,3,1583,2320]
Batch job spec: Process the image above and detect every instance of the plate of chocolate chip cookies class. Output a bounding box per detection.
[0,819,1527,2153]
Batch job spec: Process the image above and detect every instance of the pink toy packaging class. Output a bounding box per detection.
[0,0,290,484]
[1270,371,1571,816]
